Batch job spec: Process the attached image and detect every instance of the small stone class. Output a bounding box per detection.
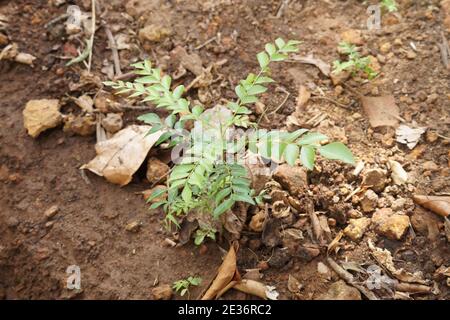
[362,168,388,192]
[296,244,321,262]
[273,164,308,196]
[63,114,96,136]
[379,42,391,54]
[101,113,123,134]
[406,51,417,60]
[44,205,59,219]
[426,131,439,143]
[139,24,172,43]
[344,217,371,241]
[23,99,62,138]
[146,157,170,184]
[318,280,361,300]
[360,189,379,213]
[151,285,173,300]
[347,209,363,219]
[0,33,9,46]
[372,208,410,240]
[340,29,363,45]
[125,221,141,233]
[426,93,439,104]
[391,198,406,211]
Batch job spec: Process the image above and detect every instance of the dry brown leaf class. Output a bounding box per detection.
[201,242,239,300]
[361,95,400,128]
[81,125,163,186]
[295,85,311,111]
[291,54,331,76]
[368,240,428,285]
[327,230,344,254]
[413,195,450,218]
[233,279,270,300]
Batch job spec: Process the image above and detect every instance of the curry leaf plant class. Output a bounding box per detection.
[332,41,378,80]
[381,0,397,13]
[105,38,355,237]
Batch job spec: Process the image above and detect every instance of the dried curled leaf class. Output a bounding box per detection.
[81,125,163,186]
[413,195,450,218]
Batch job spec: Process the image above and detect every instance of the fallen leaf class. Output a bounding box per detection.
[413,195,450,218]
[291,54,331,76]
[233,279,269,299]
[171,46,204,76]
[368,240,428,285]
[202,242,239,300]
[327,230,344,254]
[388,160,408,185]
[361,95,400,128]
[23,99,62,138]
[81,125,163,186]
[396,125,426,149]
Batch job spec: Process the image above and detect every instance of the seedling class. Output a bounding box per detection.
[380,0,398,13]
[333,41,378,80]
[173,276,202,297]
[105,38,355,243]
[194,225,216,246]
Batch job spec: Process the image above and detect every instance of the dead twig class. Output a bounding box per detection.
[44,13,69,29]
[87,0,96,73]
[276,0,290,18]
[438,31,449,69]
[268,87,290,115]
[103,23,122,77]
[326,257,379,300]
[195,36,217,50]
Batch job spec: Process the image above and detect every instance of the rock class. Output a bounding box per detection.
[426,131,439,143]
[362,169,387,192]
[101,113,123,134]
[347,209,363,219]
[360,189,379,213]
[249,211,266,232]
[151,284,172,300]
[0,33,8,46]
[330,70,350,85]
[318,280,361,300]
[63,114,96,136]
[139,24,172,43]
[411,207,441,240]
[391,198,407,211]
[340,29,363,45]
[146,157,170,184]
[344,217,371,241]
[406,51,417,59]
[379,42,391,54]
[44,205,59,219]
[296,243,321,262]
[23,99,62,138]
[389,160,408,185]
[142,185,167,203]
[170,46,203,76]
[125,221,141,233]
[372,208,410,240]
[273,165,308,196]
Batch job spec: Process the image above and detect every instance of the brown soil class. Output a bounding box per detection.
[0,0,449,300]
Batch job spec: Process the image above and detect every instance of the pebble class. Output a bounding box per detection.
[125,221,141,233]
[406,51,417,59]
[360,189,379,213]
[273,164,308,196]
[44,205,59,220]
[362,168,388,193]
[344,217,371,241]
[146,157,170,184]
[101,113,123,134]
[371,208,410,240]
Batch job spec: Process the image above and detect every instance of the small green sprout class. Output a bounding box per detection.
[173,276,202,297]
[333,41,378,80]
